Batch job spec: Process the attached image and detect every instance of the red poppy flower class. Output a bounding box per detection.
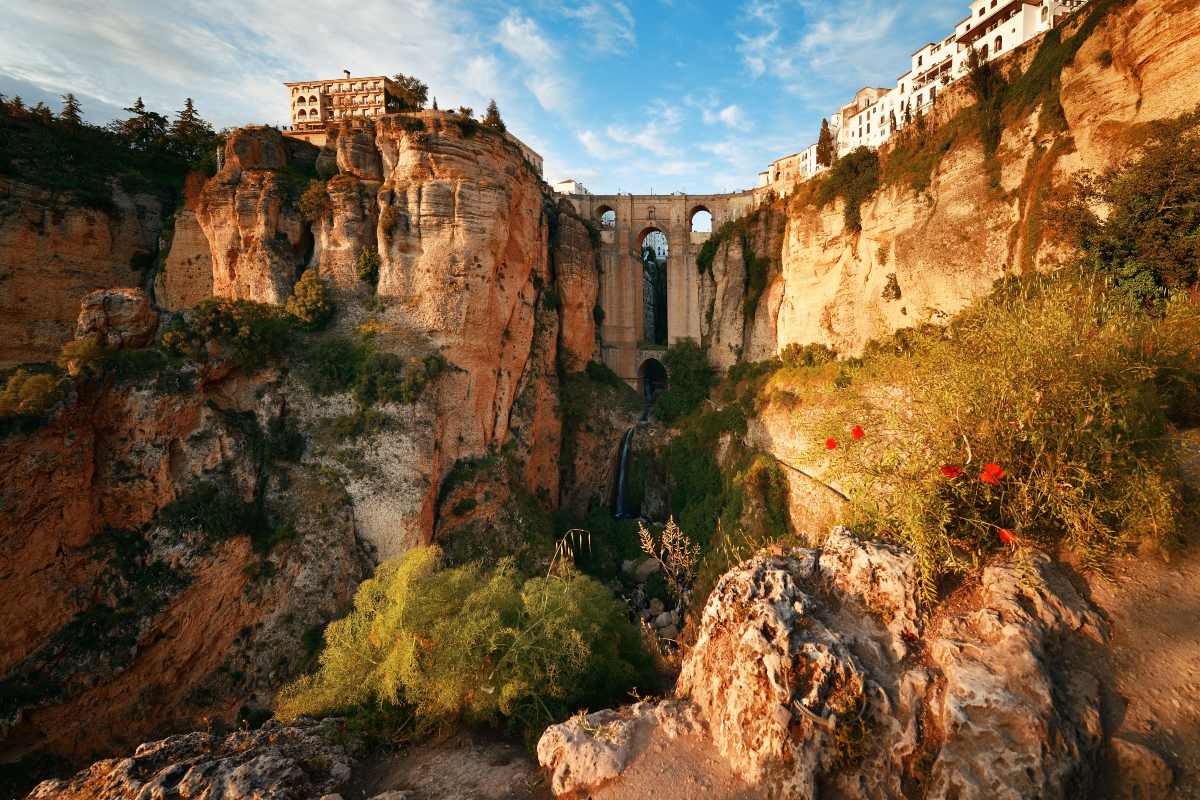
[998,528,1017,546]
[940,465,963,479]
[825,437,838,450]
[980,463,1006,485]
[851,425,864,440]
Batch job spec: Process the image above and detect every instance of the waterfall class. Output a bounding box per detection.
[612,426,636,519]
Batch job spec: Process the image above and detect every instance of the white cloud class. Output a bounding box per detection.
[559,2,636,54]
[497,12,559,65]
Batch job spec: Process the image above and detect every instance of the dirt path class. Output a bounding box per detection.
[1085,430,1200,798]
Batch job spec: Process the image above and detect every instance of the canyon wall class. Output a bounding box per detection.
[700,0,1200,368]
[0,113,610,780]
[0,179,163,367]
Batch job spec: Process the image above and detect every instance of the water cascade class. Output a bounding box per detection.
[612,427,636,519]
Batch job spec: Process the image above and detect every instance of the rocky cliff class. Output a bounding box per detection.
[0,178,164,367]
[1,112,610,787]
[700,0,1200,367]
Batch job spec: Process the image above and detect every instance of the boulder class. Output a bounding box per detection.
[1107,738,1173,800]
[540,531,1110,799]
[74,287,157,350]
[26,719,358,800]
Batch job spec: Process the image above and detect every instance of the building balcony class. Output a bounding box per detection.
[958,0,1030,45]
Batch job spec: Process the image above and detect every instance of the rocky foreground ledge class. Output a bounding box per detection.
[28,529,1173,800]
[538,528,1170,800]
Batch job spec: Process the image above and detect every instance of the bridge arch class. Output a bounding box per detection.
[638,357,668,405]
[689,205,713,233]
[597,204,617,228]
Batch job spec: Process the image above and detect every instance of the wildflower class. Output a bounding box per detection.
[851,425,864,440]
[940,465,963,479]
[998,528,1017,546]
[825,437,838,450]
[980,463,1006,485]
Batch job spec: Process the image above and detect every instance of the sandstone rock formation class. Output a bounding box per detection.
[74,287,158,349]
[0,177,162,367]
[1,310,372,764]
[26,719,358,800]
[539,529,1109,799]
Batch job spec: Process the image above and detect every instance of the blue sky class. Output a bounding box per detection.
[0,0,966,194]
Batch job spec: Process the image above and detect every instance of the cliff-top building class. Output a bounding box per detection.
[758,0,1090,192]
[284,71,402,146]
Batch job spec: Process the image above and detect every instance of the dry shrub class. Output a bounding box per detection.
[770,271,1199,599]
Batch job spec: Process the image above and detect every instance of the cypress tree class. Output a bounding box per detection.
[816,118,834,167]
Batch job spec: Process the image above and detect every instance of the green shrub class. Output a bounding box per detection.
[286,269,335,330]
[654,340,715,424]
[0,368,63,418]
[298,179,330,222]
[799,271,1200,599]
[300,337,366,395]
[1052,108,1200,305]
[356,247,380,287]
[816,147,880,233]
[354,351,446,406]
[276,547,654,742]
[780,342,837,368]
[163,299,294,367]
[159,480,263,542]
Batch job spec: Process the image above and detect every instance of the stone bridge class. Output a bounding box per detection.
[560,190,765,395]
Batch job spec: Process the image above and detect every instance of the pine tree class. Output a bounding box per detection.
[114,97,169,151]
[816,118,834,168]
[431,97,438,111]
[482,99,505,132]
[10,96,25,114]
[32,102,54,123]
[169,98,215,163]
[60,93,83,126]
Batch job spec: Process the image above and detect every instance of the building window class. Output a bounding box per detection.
[1041,4,1049,20]
[994,35,1003,51]
[979,7,985,15]
[918,55,923,66]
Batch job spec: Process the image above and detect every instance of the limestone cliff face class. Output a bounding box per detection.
[194,128,316,305]
[553,203,600,372]
[702,0,1200,361]
[154,172,214,310]
[0,178,162,367]
[0,356,372,763]
[151,115,602,559]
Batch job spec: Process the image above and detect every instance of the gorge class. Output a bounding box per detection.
[2,0,1200,797]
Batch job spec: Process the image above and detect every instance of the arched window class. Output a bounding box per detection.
[980,43,989,58]
[690,207,713,233]
[1041,4,1049,20]
[994,35,1003,52]
[598,206,616,229]
[297,108,307,117]
[640,229,669,346]
[309,95,318,103]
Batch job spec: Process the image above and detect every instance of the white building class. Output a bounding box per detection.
[759,0,1089,189]
[554,178,591,195]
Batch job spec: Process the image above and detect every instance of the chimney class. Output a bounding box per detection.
[343,69,350,79]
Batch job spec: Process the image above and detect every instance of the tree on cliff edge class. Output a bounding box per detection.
[112,97,169,152]
[59,93,83,126]
[390,73,428,111]
[169,98,216,165]
[816,118,834,167]
[483,100,506,132]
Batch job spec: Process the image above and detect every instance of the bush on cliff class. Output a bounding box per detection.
[773,270,1200,600]
[0,368,64,421]
[276,546,653,742]
[286,270,335,330]
[162,299,293,367]
[654,340,716,424]
[816,147,881,233]
[1052,108,1200,305]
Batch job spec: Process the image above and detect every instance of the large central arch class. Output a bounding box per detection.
[563,190,763,387]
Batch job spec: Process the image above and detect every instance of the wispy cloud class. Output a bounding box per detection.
[559,1,636,54]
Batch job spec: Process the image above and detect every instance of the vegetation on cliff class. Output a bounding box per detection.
[0,92,221,208]
[277,546,653,743]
